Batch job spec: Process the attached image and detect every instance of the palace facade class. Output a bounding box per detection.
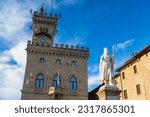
[21,5,89,100]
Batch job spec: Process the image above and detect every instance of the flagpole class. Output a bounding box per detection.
[50,0,53,16]
[57,72,60,88]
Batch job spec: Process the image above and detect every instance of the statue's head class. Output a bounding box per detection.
[104,47,108,55]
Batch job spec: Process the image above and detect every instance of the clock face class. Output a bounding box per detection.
[40,36,47,44]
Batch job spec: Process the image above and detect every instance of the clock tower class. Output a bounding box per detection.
[21,4,89,100]
[32,4,58,46]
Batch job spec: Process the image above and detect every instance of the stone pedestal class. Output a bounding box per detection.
[96,85,121,100]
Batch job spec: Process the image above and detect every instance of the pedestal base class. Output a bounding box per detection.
[96,85,121,100]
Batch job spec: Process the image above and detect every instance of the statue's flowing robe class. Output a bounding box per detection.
[99,54,112,81]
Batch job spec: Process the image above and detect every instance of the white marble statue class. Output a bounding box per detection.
[99,47,115,85]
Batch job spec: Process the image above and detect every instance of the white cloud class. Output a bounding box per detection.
[88,64,100,88]
[0,63,24,99]
[0,41,27,100]
[0,53,10,63]
[0,0,33,43]
[88,74,99,86]
[115,39,134,51]
[113,39,135,69]
[0,0,31,100]
[88,64,99,74]
[6,41,27,66]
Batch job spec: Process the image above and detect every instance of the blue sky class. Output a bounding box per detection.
[0,0,150,99]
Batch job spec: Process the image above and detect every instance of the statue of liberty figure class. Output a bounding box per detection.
[99,46,115,85]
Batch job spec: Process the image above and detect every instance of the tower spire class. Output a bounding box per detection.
[50,0,53,16]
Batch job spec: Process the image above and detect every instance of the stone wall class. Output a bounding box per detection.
[115,50,150,100]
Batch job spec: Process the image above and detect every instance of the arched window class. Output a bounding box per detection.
[70,76,77,91]
[53,75,61,88]
[36,74,44,89]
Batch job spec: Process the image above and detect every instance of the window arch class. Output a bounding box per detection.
[35,74,44,89]
[70,76,77,91]
[53,75,61,88]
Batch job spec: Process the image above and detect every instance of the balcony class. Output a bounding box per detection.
[48,87,63,95]
[48,87,63,99]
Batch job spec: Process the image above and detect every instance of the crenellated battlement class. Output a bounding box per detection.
[54,43,89,52]
[33,13,59,22]
[27,41,89,53]
[30,4,59,20]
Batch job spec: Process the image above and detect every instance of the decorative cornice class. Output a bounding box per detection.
[26,41,89,58]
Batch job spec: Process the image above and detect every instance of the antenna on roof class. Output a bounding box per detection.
[130,52,135,56]
[50,0,53,16]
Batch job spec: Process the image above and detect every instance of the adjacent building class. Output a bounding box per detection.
[115,45,150,100]
[21,5,89,100]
